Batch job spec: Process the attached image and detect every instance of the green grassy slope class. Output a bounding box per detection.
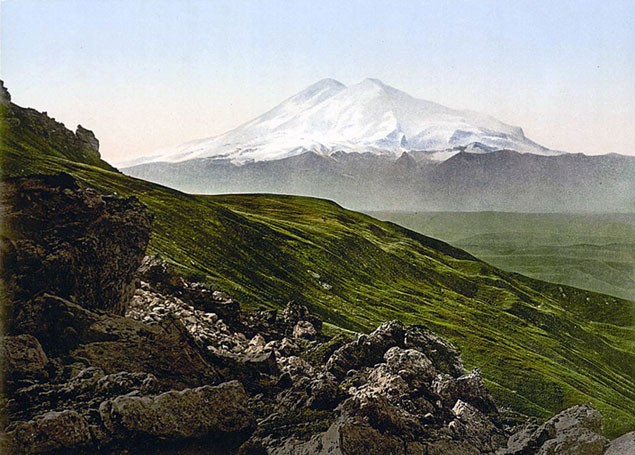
[2,104,635,437]
[371,211,635,302]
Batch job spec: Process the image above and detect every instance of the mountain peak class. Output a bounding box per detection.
[295,78,346,99]
[360,77,388,88]
[312,78,346,89]
[129,78,556,166]
[351,78,399,96]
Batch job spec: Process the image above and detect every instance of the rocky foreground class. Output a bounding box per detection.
[0,174,633,454]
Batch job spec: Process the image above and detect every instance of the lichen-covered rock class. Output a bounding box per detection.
[75,125,99,154]
[499,405,608,455]
[136,255,189,294]
[1,334,49,386]
[280,301,323,335]
[135,255,246,328]
[243,318,512,454]
[71,312,221,390]
[501,422,554,455]
[3,410,92,454]
[449,400,506,453]
[326,321,405,379]
[293,320,317,340]
[94,371,160,397]
[241,349,280,379]
[306,373,340,410]
[128,281,239,351]
[261,417,407,455]
[403,325,464,377]
[537,431,607,455]
[337,419,407,454]
[5,368,163,445]
[535,405,608,455]
[434,369,498,415]
[550,404,604,435]
[18,293,219,389]
[384,346,437,387]
[604,431,635,455]
[100,381,255,441]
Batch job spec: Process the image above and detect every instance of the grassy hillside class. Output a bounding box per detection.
[2,102,635,437]
[371,212,635,302]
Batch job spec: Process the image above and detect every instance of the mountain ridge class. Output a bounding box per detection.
[123,148,635,213]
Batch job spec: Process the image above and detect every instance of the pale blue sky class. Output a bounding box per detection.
[2,0,634,161]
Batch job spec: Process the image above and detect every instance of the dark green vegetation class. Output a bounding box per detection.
[2,96,634,438]
[371,212,635,302]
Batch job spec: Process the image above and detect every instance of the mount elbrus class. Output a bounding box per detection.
[124,78,552,166]
[1,81,634,453]
[122,78,635,212]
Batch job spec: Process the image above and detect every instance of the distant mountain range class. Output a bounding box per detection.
[121,79,635,212]
[123,149,635,212]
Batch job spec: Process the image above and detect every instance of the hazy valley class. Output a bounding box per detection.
[371,212,635,303]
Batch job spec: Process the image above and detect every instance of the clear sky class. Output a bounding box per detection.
[2,0,634,162]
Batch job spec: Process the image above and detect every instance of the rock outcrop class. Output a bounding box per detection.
[605,431,635,455]
[99,381,255,441]
[1,335,49,386]
[75,125,100,155]
[3,173,151,316]
[499,405,610,455]
[0,80,11,107]
[4,410,93,454]
[240,321,505,454]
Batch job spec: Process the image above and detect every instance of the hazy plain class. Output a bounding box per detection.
[371,211,635,302]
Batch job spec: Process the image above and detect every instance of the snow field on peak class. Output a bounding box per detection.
[136,78,553,166]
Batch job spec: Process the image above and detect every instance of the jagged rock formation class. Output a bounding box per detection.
[506,408,634,454]
[75,125,100,155]
[2,173,151,315]
[0,80,11,107]
[239,321,506,454]
[1,174,631,454]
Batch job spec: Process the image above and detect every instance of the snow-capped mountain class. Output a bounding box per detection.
[120,79,632,213]
[130,78,555,166]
